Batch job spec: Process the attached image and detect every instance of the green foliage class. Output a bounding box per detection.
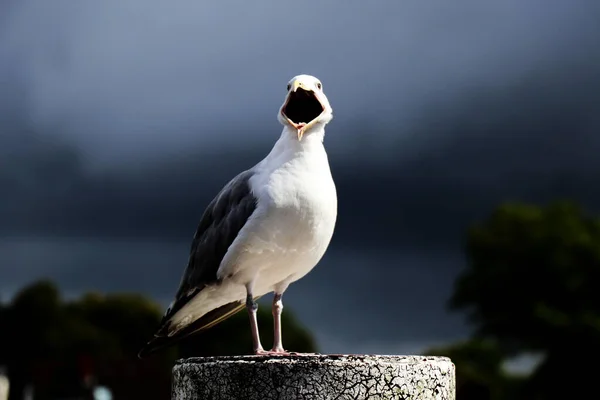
[451,201,600,353]
[69,292,167,358]
[445,200,600,399]
[0,281,174,399]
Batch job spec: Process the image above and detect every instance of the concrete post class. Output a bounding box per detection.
[172,355,455,400]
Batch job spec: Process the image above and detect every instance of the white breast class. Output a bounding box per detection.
[218,130,337,294]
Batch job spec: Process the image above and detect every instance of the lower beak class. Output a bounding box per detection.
[281,113,308,141]
[292,122,306,141]
[299,117,322,140]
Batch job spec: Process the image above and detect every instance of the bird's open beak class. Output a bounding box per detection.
[281,84,326,141]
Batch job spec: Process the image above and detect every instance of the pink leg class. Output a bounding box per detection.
[271,293,287,353]
[266,293,318,356]
[247,291,318,356]
[245,293,265,354]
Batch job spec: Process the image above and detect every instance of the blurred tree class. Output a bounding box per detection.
[0,281,316,399]
[0,281,174,399]
[448,201,600,398]
[3,280,66,400]
[65,292,177,400]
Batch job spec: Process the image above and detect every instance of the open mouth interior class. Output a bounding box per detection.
[282,89,324,125]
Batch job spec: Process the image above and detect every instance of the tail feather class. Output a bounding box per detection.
[137,299,250,359]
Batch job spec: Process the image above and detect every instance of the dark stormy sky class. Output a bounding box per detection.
[2,0,600,362]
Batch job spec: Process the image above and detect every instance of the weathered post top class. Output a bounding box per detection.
[172,354,455,400]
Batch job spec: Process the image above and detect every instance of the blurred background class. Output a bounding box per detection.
[1,0,600,399]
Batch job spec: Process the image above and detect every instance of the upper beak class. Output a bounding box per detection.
[291,81,302,93]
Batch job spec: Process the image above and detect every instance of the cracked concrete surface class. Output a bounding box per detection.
[172,355,455,400]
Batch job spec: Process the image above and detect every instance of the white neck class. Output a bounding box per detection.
[256,125,328,172]
[279,125,326,145]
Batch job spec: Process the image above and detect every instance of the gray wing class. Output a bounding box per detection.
[138,169,259,358]
[157,169,257,326]
[178,169,257,298]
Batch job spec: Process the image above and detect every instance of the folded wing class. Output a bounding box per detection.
[137,169,258,358]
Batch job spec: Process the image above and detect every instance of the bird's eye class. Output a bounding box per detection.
[316,82,322,90]
[287,84,291,91]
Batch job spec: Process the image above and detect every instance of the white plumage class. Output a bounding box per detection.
[139,74,337,357]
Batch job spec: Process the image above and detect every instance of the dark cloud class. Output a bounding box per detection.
[1,1,599,165]
[2,51,600,252]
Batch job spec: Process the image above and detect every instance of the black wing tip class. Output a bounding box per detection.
[138,318,176,359]
[136,291,198,360]
[137,300,247,360]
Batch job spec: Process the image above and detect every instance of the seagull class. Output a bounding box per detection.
[138,74,337,358]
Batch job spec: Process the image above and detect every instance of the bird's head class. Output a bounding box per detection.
[278,74,333,140]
